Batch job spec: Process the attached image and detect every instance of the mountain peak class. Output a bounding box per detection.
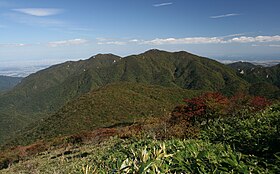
[142,49,193,57]
[143,49,168,54]
[89,53,121,60]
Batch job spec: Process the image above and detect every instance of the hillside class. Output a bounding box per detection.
[0,76,22,92]
[2,50,247,113]
[228,62,280,85]
[1,101,279,173]
[0,54,122,143]
[0,49,248,143]
[228,62,280,98]
[117,50,247,93]
[7,82,201,146]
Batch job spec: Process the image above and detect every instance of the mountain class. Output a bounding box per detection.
[228,62,280,98]
[0,76,22,92]
[7,82,201,146]
[0,54,121,143]
[0,50,248,143]
[227,61,259,72]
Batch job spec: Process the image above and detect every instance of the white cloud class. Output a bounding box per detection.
[48,39,88,47]
[220,33,245,38]
[97,41,126,45]
[210,13,240,19]
[13,8,63,17]
[129,39,139,42]
[153,2,173,7]
[0,43,27,47]
[5,12,65,27]
[141,35,280,45]
[93,35,280,46]
[229,35,280,43]
[142,37,223,45]
[256,35,280,42]
[230,36,256,43]
[96,38,127,45]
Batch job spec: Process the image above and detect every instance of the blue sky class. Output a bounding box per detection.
[1,0,280,66]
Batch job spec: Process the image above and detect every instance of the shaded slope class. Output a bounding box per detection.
[0,54,121,142]
[1,54,122,113]
[228,62,280,85]
[8,83,201,146]
[228,62,280,98]
[227,61,259,71]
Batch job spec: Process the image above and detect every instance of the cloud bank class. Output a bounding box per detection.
[229,35,280,43]
[93,35,280,46]
[142,35,280,45]
[142,37,223,45]
[2,35,280,48]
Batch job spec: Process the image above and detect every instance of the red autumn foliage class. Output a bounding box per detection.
[228,93,272,115]
[170,92,272,125]
[228,93,252,113]
[250,96,271,111]
[170,92,229,125]
[203,92,229,116]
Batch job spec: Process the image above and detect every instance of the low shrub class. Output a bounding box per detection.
[78,138,267,173]
[200,104,280,170]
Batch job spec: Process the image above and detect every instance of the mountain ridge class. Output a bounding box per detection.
[227,62,280,98]
[0,49,248,143]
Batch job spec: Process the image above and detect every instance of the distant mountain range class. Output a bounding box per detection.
[221,60,280,67]
[0,58,279,78]
[0,49,279,146]
[250,60,280,67]
[227,61,280,98]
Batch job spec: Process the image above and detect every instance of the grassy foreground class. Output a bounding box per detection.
[0,137,269,174]
[0,98,280,174]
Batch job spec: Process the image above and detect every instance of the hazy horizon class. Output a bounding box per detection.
[1,49,280,77]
